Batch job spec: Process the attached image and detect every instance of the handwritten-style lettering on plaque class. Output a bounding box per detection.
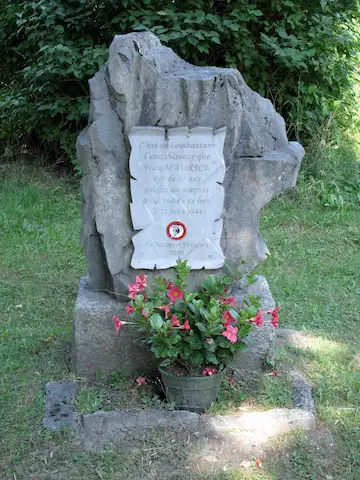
[129,126,226,269]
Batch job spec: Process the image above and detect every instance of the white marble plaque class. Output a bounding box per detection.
[129,126,226,269]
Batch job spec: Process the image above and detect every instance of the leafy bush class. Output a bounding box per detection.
[296,124,360,210]
[1,0,359,169]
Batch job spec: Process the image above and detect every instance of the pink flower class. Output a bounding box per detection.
[222,325,238,343]
[128,283,141,299]
[267,306,280,328]
[135,274,147,291]
[135,376,147,385]
[202,367,217,376]
[112,316,125,334]
[270,317,279,328]
[181,319,190,331]
[250,309,263,327]
[141,308,150,318]
[166,281,175,290]
[222,297,236,306]
[222,310,236,327]
[125,304,135,315]
[167,285,184,303]
[170,314,180,327]
[157,304,171,319]
[176,372,184,377]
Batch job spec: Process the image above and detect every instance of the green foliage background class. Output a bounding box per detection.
[1,0,359,167]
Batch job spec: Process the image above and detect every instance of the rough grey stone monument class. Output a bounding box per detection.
[72,32,304,377]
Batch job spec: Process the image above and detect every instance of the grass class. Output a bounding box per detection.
[0,159,359,479]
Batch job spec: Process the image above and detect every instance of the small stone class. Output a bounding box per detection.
[289,369,315,413]
[203,455,218,463]
[43,381,78,430]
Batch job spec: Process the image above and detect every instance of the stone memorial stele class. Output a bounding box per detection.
[72,32,304,377]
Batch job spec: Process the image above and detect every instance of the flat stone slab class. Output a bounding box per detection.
[43,381,78,430]
[129,126,227,269]
[76,407,315,456]
[77,409,199,451]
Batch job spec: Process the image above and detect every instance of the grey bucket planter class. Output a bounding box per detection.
[159,367,225,413]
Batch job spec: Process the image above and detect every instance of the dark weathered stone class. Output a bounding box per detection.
[72,277,159,377]
[43,381,78,430]
[289,370,315,413]
[77,31,304,294]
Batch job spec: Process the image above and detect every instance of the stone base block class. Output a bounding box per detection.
[72,277,158,377]
[72,275,277,379]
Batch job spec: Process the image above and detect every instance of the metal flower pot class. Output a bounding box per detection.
[159,367,225,413]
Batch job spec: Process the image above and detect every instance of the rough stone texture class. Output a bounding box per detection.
[77,409,200,451]
[77,31,304,294]
[231,275,276,381]
[72,274,276,377]
[72,277,159,377]
[76,407,315,455]
[289,369,315,413]
[275,328,316,412]
[43,381,78,430]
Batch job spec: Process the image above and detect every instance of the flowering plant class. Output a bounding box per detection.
[113,260,279,375]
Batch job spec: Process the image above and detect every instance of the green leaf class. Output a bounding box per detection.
[229,309,239,320]
[204,341,217,352]
[238,324,252,337]
[189,351,204,365]
[216,348,232,364]
[205,352,220,364]
[153,345,168,358]
[188,334,203,349]
[216,336,231,348]
[149,314,164,330]
[188,304,196,314]
[195,322,207,332]
[199,308,210,320]
[234,341,248,352]
[181,344,192,359]
[166,334,182,345]
[246,306,258,318]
